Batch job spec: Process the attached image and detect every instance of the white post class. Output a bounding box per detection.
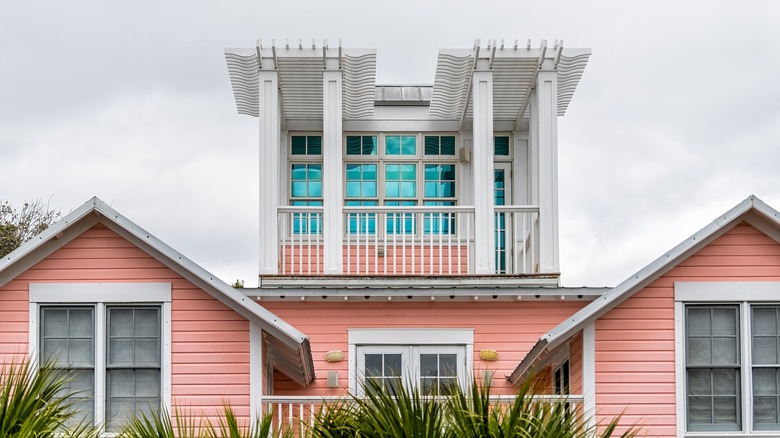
[582,322,596,429]
[259,69,281,275]
[323,62,344,274]
[249,323,263,424]
[535,64,560,276]
[471,65,495,274]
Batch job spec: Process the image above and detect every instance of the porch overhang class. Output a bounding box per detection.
[428,39,591,129]
[224,40,377,127]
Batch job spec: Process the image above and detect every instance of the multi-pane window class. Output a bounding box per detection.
[752,306,780,430]
[41,307,95,425]
[290,135,323,234]
[420,351,459,395]
[344,133,457,236]
[685,306,741,431]
[106,307,161,431]
[40,305,162,432]
[356,345,464,396]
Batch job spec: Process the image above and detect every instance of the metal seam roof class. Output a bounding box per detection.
[508,195,780,385]
[0,196,315,386]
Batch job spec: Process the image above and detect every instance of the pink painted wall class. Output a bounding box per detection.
[282,244,469,275]
[261,300,587,396]
[0,224,252,420]
[594,222,780,437]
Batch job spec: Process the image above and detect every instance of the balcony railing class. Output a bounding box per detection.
[262,394,583,435]
[277,205,539,276]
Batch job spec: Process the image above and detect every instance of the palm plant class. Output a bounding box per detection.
[119,403,293,438]
[312,376,638,438]
[0,356,100,437]
[311,378,450,438]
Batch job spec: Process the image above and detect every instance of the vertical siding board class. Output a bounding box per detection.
[594,223,780,437]
[0,224,252,421]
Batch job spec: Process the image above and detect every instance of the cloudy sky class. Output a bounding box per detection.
[2,1,779,287]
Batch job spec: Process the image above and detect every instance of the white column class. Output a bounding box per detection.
[249,322,263,424]
[259,70,280,275]
[582,322,596,429]
[322,68,344,274]
[471,67,495,274]
[535,67,560,275]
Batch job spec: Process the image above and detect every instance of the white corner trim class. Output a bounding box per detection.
[249,322,262,424]
[30,282,172,303]
[582,322,596,428]
[675,281,780,302]
[673,301,685,438]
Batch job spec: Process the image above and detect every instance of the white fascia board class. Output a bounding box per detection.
[0,197,101,288]
[89,199,308,348]
[541,196,763,350]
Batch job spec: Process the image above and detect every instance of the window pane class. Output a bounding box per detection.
[687,307,712,337]
[713,308,738,336]
[386,136,400,155]
[307,136,322,155]
[494,136,510,156]
[291,136,307,155]
[424,136,439,155]
[712,337,738,365]
[401,136,416,155]
[440,136,455,155]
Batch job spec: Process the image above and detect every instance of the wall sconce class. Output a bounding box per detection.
[479,349,499,361]
[325,350,345,363]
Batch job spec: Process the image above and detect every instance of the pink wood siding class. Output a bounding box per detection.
[594,223,780,437]
[260,300,587,396]
[0,224,251,421]
[569,332,583,395]
[281,244,469,275]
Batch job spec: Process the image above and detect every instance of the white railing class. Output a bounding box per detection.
[494,206,539,275]
[261,394,583,435]
[342,205,474,275]
[278,206,325,275]
[277,205,540,276]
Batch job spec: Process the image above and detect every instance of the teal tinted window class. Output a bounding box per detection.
[424,164,456,198]
[385,164,416,198]
[345,164,377,198]
[290,164,322,198]
[424,201,456,235]
[494,136,510,156]
[346,200,377,234]
[346,135,377,155]
[291,135,322,155]
[424,136,455,156]
[385,200,416,235]
[386,135,416,155]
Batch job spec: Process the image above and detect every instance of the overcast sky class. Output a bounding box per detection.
[2,1,779,287]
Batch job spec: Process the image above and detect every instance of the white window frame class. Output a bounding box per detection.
[348,328,473,394]
[29,283,172,430]
[343,132,459,238]
[675,281,780,437]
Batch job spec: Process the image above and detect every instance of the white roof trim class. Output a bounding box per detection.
[509,195,780,385]
[224,43,377,122]
[0,196,315,386]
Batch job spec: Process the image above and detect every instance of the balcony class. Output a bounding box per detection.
[262,394,584,435]
[276,205,540,276]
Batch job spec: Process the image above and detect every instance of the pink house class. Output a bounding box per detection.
[3,40,780,437]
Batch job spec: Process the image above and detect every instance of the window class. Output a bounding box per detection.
[344,133,458,236]
[676,282,780,435]
[349,329,472,395]
[289,134,323,234]
[31,283,171,432]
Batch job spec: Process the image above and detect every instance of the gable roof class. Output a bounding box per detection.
[509,195,780,385]
[0,197,315,386]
